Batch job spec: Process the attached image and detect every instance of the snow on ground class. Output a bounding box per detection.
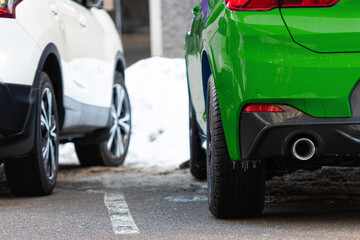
[59,57,190,170]
[124,57,190,169]
[59,143,79,165]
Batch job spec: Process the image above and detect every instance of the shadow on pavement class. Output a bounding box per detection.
[1,164,360,221]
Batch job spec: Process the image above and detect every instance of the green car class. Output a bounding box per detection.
[185,0,360,218]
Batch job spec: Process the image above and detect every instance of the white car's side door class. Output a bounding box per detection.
[71,4,113,109]
[56,0,92,106]
[58,0,113,110]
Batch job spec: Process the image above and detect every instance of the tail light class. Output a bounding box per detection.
[281,0,340,8]
[0,0,22,19]
[225,0,278,11]
[243,104,284,112]
[225,0,340,11]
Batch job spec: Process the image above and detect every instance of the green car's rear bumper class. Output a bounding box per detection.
[207,8,360,161]
[241,103,360,162]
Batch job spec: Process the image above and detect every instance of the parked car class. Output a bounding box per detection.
[185,0,360,218]
[0,0,131,196]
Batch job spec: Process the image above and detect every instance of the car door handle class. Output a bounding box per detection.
[51,9,59,15]
[79,17,87,28]
[50,5,59,15]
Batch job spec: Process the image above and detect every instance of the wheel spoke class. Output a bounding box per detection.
[114,85,121,116]
[107,125,117,150]
[116,87,125,118]
[50,123,57,140]
[43,140,50,168]
[115,127,124,157]
[46,89,53,126]
[119,121,130,135]
[41,114,48,130]
[42,140,49,160]
[41,101,48,125]
[108,82,130,158]
[49,141,56,178]
[119,113,130,122]
[111,104,117,120]
[118,109,130,134]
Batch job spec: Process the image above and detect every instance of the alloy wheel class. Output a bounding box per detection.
[107,83,131,158]
[40,87,57,180]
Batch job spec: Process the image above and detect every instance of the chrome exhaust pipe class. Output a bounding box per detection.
[291,138,316,161]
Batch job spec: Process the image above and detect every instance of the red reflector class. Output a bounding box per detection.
[225,0,340,11]
[225,0,278,11]
[280,0,340,7]
[0,7,12,18]
[243,105,284,112]
[0,0,23,19]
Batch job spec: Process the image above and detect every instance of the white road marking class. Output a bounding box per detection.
[104,193,139,235]
[164,195,207,203]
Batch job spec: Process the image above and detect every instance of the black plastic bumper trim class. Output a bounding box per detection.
[0,83,37,158]
[241,105,360,161]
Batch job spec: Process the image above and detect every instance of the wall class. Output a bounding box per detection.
[161,0,200,58]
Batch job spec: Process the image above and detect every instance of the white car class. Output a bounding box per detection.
[0,0,131,196]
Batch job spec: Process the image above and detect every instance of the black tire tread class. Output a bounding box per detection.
[4,72,59,196]
[75,144,105,167]
[207,76,265,219]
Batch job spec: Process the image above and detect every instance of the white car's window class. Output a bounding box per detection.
[72,0,85,5]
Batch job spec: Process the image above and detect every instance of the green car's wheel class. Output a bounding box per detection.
[4,73,59,196]
[189,100,206,180]
[206,75,266,219]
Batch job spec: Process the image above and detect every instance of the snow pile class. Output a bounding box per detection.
[124,57,189,169]
[59,143,78,165]
[59,57,190,170]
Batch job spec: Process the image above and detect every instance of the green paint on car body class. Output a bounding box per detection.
[185,1,360,161]
[281,1,360,53]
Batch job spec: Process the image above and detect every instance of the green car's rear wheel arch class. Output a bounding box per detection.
[189,100,207,180]
[206,75,266,218]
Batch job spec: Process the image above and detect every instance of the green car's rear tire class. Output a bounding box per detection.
[189,100,206,180]
[206,75,266,219]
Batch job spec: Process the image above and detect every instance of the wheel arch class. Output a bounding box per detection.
[34,43,65,130]
[201,47,242,161]
[114,51,126,79]
[201,50,213,108]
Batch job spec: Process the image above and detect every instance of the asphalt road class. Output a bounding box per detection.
[0,165,360,239]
